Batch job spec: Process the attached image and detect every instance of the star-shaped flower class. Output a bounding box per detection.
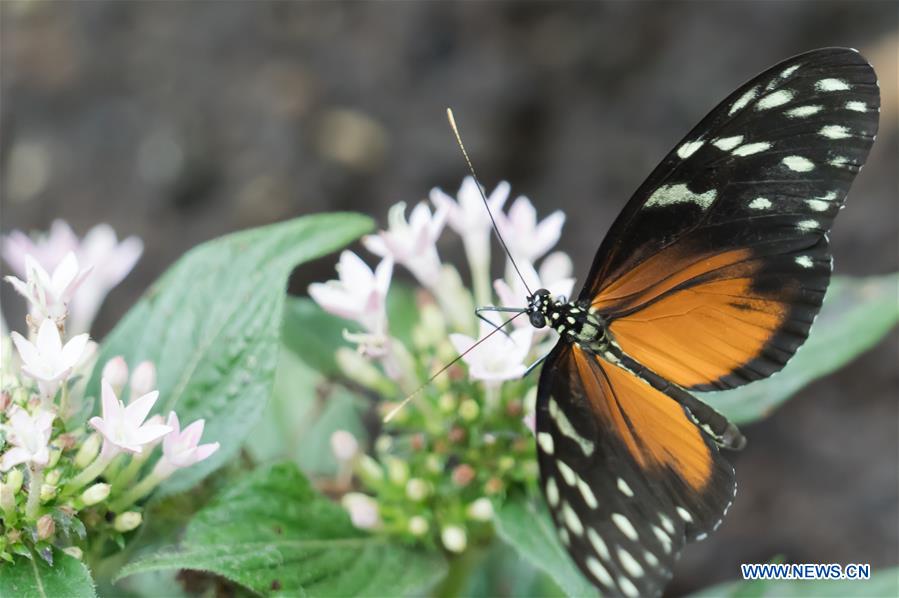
[363,202,447,289]
[11,318,91,398]
[0,406,55,471]
[450,317,534,383]
[308,251,393,336]
[154,412,219,478]
[5,253,92,326]
[89,380,171,455]
[496,195,565,264]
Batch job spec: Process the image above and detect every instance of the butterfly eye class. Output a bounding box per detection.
[529,312,546,328]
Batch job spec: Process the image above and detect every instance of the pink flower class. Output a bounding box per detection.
[363,202,446,288]
[153,412,219,477]
[129,361,157,398]
[2,221,142,333]
[5,253,92,326]
[308,251,393,336]
[0,406,55,471]
[496,195,565,263]
[330,430,359,462]
[450,317,534,383]
[341,492,381,529]
[89,380,171,455]
[11,318,91,398]
[102,356,130,393]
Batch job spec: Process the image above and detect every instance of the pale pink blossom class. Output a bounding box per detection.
[2,221,143,333]
[431,177,510,305]
[0,406,55,471]
[363,202,446,288]
[5,253,92,326]
[308,251,393,338]
[496,195,565,264]
[89,380,171,455]
[11,318,90,398]
[153,412,219,477]
[450,317,534,383]
[330,430,359,462]
[101,356,129,393]
[341,492,381,529]
[129,361,157,398]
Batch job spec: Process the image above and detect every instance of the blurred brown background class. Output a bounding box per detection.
[1,2,897,595]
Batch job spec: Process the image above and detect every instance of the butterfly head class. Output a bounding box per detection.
[526,288,553,328]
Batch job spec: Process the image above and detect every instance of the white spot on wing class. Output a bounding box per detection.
[561,501,584,536]
[829,156,851,168]
[748,197,771,210]
[816,78,850,91]
[659,513,675,535]
[846,101,867,112]
[780,64,800,79]
[548,398,595,456]
[588,528,611,560]
[611,513,639,541]
[797,219,819,231]
[819,125,851,139]
[619,577,640,597]
[645,551,660,567]
[559,527,570,546]
[732,141,771,156]
[645,183,717,210]
[652,525,672,553]
[756,89,794,110]
[586,557,615,588]
[677,139,705,159]
[618,547,645,578]
[617,478,634,497]
[782,156,815,172]
[557,461,577,486]
[546,477,559,507]
[712,135,743,151]
[537,432,554,455]
[796,256,814,269]
[729,86,759,115]
[677,506,694,522]
[806,199,829,212]
[785,105,822,118]
[578,478,599,509]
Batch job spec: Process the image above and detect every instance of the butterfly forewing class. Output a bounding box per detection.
[579,48,880,390]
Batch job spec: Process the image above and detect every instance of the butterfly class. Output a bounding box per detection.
[512,48,880,596]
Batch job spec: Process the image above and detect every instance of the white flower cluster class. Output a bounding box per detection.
[0,222,218,562]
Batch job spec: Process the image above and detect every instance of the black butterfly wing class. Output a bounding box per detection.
[535,344,735,597]
[579,48,880,391]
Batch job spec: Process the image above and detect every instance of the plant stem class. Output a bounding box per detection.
[62,448,115,498]
[434,547,484,598]
[59,383,70,419]
[108,467,166,512]
[25,466,44,520]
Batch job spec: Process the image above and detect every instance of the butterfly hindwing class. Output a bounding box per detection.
[536,344,735,597]
[579,48,880,390]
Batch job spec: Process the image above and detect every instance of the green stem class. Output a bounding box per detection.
[59,383,69,420]
[433,547,485,598]
[108,467,167,512]
[62,449,115,499]
[110,454,148,493]
[25,466,44,520]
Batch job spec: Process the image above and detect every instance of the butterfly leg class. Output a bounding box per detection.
[522,352,548,378]
[474,306,525,340]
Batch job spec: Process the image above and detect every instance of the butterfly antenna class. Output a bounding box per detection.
[446,108,533,296]
[383,311,525,423]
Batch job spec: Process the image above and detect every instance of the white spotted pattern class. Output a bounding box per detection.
[845,100,867,112]
[557,460,577,486]
[587,528,611,560]
[797,219,819,231]
[561,501,584,536]
[748,197,771,210]
[537,432,554,455]
[578,478,599,509]
[819,125,851,139]
[645,183,717,210]
[712,135,743,151]
[796,255,813,269]
[677,139,705,159]
[830,156,851,167]
[782,156,815,172]
[806,199,830,212]
[548,398,595,456]
[756,89,794,110]
[617,478,634,497]
[732,141,771,156]
[611,513,639,541]
[780,64,800,79]
[652,525,672,553]
[619,577,640,597]
[546,477,560,507]
[785,105,823,118]
[676,507,694,523]
[659,513,675,535]
[815,78,850,91]
[586,557,615,588]
[618,547,645,578]
[729,85,759,115]
[644,551,660,568]
[559,527,571,546]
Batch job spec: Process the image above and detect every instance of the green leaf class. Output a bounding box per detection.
[115,463,446,596]
[84,213,372,494]
[701,273,899,424]
[0,549,96,598]
[688,565,899,597]
[494,493,597,598]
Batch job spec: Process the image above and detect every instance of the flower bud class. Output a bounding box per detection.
[47,448,62,469]
[114,511,143,532]
[405,478,429,502]
[74,434,101,468]
[452,464,475,487]
[374,435,393,455]
[441,525,467,553]
[466,498,494,521]
[498,456,515,472]
[330,430,359,462]
[355,454,383,487]
[6,469,24,494]
[336,347,390,394]
[408,515,429,536]
[425,455,442,474]
[484,477,504,495]
[40,484,58,502]
[63,546,83,560]
[437,393,457,413]
[459,399,479,422]
[102,357,129,393]
[80,483,110,506]
[385,457,409,486]
[36,514,55,540]
[0,483,15,513]
[44,469,62,486]
[129,361,157,397]
[341,492,380,530]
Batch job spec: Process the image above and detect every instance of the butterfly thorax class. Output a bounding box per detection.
[526,288,608,348]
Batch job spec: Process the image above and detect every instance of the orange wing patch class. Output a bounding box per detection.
[592,243,789,388]
[572,346,713,491]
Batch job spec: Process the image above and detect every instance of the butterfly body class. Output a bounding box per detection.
[523,48,879,597]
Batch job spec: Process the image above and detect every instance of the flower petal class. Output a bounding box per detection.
[100,379,124,420]
[10,331,40,369]
[124,390,160,426]
[61,333,90,369]
[35,318,63,356]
